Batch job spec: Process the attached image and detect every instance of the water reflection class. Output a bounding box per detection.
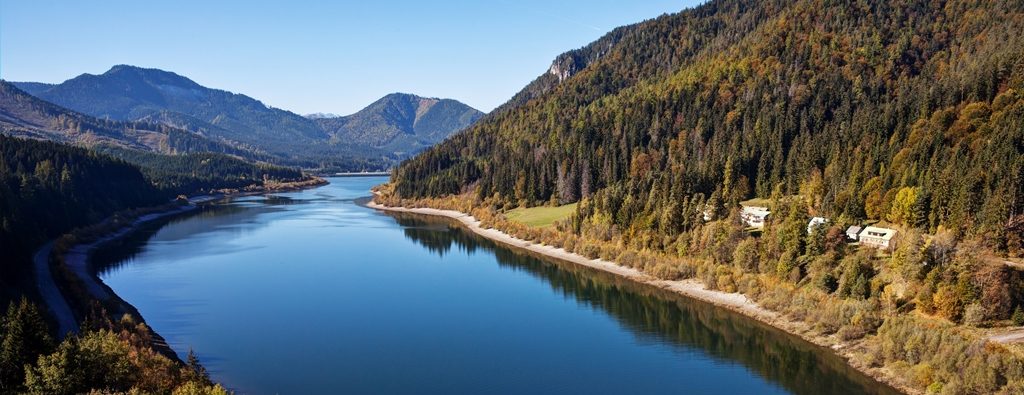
[92,178,902,394]
[95,203,288,276]
[388,213,899,395]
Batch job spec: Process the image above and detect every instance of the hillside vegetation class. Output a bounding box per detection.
[0,136,164,293]
[0,135,310,301]
[383,1,1024,393]
[395,0,1023,249]
[316,93,483,156]
[505,203,578,228]
[14,67,484,170]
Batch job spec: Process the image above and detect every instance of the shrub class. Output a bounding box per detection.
[1012,307,1024,326]
[911,363,936,389]
[617,250,640,268]
[963,303,985,326]
[732,238,759,271]
[580,242,601,259]
[716,266,738,293]
[651,262,681,280]
[838,306,882,340]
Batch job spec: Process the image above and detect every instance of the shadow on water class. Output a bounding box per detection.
[386,212,901,395]
[94,196,299,276]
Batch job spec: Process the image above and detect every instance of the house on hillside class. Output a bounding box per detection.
[807,217,829,234]
[741,206,770,228]
[858,226,897,249]
[702,204,714,222]
[845,226,862,241]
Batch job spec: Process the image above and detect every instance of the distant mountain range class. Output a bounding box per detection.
[11,65,483,170]
[315,93,483,156]
[0,80,251,158]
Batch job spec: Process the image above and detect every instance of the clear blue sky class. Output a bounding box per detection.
[1,1,702,115]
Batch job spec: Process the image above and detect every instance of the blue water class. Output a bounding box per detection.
[96,177,898,394]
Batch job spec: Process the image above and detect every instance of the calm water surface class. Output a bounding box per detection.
[97,177,899,394]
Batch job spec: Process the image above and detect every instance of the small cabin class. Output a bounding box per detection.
[858,226,897,249]
[741,206,771,228]
[807,217,829,234]
[845,226,862,241]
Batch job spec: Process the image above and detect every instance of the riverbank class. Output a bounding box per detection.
[33,177,329,357]
[366,199,914,395]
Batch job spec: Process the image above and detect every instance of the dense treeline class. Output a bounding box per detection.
[0,135,311,392]
[0,298,225,394]
[393,0,1024,253]
[384,0,1024,393]
[0,136,165,295]
[377,188,1024,393]
[0,135,311,302]
[100,147,305,195]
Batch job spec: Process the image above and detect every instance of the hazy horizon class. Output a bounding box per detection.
[0,0,701,115]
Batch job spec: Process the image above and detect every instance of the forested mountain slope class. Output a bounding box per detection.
[382,1,1024,392]
[0,133,310,297]
[0,81,250,158]
[14,65,330,159]
[393,0,1024,251]
[315,93,483,156]
[0,136,164,293]
[14,67,484,169]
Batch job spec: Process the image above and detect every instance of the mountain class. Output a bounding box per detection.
[10,65,345,165]
[315,93,483,156]
[0,84,312,297]
[392,0,1024,244]
[12,82,54,95]
[0,80,253,158]
[13,67,483,169]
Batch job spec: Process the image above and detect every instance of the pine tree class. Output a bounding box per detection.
[0,298,54,392]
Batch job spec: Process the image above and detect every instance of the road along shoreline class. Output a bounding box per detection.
[32,178,328,360]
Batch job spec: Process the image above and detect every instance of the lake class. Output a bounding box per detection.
[96,176,899,394]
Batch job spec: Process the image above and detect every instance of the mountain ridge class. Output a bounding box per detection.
[13,66,483,169]
[315,92,483,155]
[0,80,255,158]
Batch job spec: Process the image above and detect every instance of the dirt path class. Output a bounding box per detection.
[988,328,1024,344]
[32,241,78,338]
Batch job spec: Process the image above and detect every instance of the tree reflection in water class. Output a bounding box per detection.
[390,212,900,395]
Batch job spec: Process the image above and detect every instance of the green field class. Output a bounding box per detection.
[505,203,578,228]
[740,197,772,207]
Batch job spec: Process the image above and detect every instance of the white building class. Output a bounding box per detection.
[858,226,897,249]
[845,226,862,241]
[741,206,771,228]
[807,217,829,234]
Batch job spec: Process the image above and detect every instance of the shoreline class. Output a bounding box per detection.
[33,177,329,360]
[366,200,914,395]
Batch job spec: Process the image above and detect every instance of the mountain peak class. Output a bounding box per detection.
[98,64,200,89]
[104,64,144,74]
[315,92,483,155]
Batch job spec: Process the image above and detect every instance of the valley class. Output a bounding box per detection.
[2,0,1023,394]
